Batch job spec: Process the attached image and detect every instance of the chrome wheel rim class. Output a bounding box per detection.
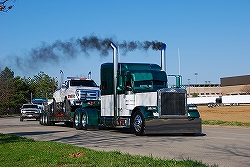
[81,113,86,128]
[75,114,79,127]
[134,115,142,133]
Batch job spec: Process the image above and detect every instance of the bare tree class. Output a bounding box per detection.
[0,0,15,12]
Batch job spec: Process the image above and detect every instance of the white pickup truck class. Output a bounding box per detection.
[20,104,41,121]
[53,77,100,106]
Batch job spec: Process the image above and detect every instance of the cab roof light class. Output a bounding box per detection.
[69,77,87,81]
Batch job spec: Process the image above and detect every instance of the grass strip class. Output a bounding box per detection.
[202,120,250,126]
[0,133,215,167]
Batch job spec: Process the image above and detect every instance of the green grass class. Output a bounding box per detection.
[0,134,215,167]
[202,120,250,126]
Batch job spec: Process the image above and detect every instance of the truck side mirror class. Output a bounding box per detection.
[117,86,123,91]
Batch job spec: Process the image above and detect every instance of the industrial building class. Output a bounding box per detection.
[185,75,250,97]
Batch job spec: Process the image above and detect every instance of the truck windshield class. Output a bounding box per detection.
[70,80,98,87]
[22,105,38,109]
[32,100,44,105]
[134,80,166,90]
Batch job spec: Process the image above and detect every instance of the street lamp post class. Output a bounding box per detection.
[187,79,190,97]
[194,73,198,95]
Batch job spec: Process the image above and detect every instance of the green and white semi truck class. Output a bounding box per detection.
[73,42,201,135]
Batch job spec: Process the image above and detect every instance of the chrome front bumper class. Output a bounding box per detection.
[21,113,40,118]
[144,118,202,134]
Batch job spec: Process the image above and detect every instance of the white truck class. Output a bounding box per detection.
[53,77,100,106]
[20,104,41,121]
[40,76,100,126]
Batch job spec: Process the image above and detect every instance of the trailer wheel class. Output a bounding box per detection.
[74,112,82,130]
[131,110,145,136]
[39,115,43,125]
[44,115,48,125]
[45,114,53,126]
[42,115,46,125]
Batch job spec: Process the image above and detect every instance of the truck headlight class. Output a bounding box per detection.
[187,104,197,110]
[68,94,75,98]
[88,101,95,105]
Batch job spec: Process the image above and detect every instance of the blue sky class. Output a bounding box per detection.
[1,0,249,85]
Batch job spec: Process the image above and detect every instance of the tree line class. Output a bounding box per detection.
[0,67,58,115]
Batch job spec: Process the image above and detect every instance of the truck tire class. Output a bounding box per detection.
[74,112,82,130]
[39,115,43,125]
[42,115,46,125]
[63,96,71,114]
[20,117,23,122]
[44,114,54,126]
[131,110,145,136]
[81,111,87,130]
[44,115,48,125]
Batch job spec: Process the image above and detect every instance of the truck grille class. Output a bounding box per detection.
[78,89,99,101]
[158,88,186,117]
[25,111,37,114]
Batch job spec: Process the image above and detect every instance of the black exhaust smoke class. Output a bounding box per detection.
[77,36,163,56]
[2,35,163,71]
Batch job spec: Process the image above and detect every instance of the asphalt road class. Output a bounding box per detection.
[1,117,250,167]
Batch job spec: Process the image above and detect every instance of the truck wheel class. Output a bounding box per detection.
[81,112,87,130]
[20,117,23,122]
[74,112,82,130]
[63,96,71,114]
[131,110,145,136]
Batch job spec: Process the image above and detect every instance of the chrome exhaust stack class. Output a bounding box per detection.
[110,42,118,124]
[161,43,167,72]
